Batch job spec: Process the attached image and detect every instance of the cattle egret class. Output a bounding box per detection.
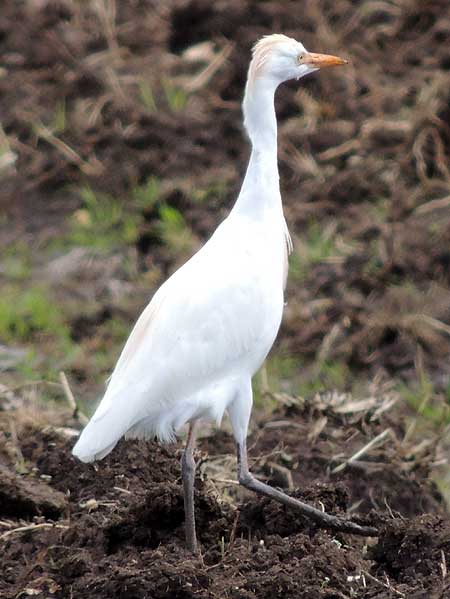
[73,34,377,553]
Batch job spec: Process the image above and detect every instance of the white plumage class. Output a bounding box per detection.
[72,35,367,552]
[73,186,290,460]
[72,35,304,463]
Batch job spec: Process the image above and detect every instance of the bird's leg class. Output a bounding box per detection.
[236,438,377,537]
[181,420,199,553]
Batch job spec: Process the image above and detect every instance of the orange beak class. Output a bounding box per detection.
[303,52,348,68]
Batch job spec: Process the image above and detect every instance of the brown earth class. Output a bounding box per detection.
[1,392,449,598]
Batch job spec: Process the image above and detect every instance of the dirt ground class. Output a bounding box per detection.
[1,391,449,599]
[2,0,450,597]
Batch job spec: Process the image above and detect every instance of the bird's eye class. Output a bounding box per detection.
[298,52,306,63]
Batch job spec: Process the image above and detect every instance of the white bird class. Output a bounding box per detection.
[73,34,376,552]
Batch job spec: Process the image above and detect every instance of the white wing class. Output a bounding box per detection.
[72,215,286,462]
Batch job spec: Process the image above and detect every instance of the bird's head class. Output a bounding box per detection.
[248,34,347,87]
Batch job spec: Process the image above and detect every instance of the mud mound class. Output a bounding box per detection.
[246,400,445,520]
[0,463,66,520]
[1,391,448,598]
[372,515,450,595]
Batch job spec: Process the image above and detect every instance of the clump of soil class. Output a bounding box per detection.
[1,393,448,598]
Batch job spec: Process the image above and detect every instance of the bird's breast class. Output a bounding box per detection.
[204,218,286,372]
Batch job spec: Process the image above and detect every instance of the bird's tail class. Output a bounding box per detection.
[72,390,135,463]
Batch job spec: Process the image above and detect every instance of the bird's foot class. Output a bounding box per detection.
[239,471,377,537]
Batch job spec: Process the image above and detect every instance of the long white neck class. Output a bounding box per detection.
[232,76,282,217]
